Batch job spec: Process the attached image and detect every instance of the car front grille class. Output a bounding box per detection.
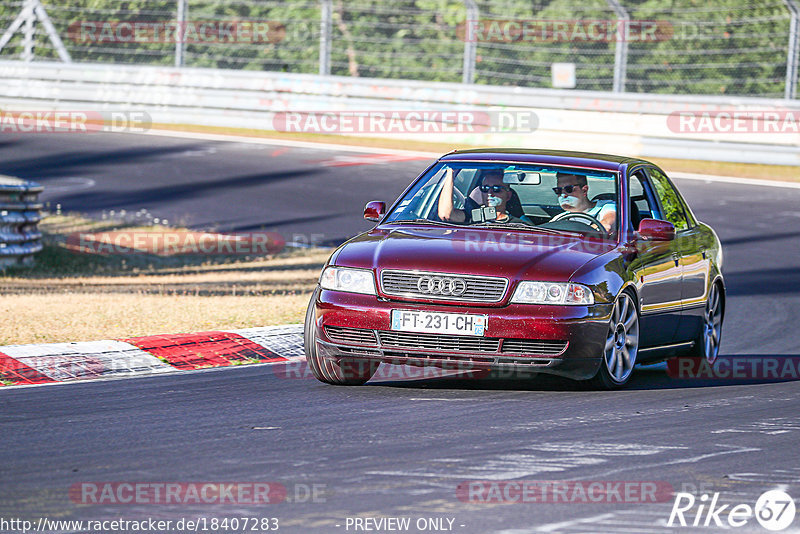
[501,339,567,356]
[380,270,507,303]
[382,351,551,367]
[324,326,378,346]
[322,326,566,358]
[378,331,500,353]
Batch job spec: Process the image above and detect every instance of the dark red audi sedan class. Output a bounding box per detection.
[304,149,725,388]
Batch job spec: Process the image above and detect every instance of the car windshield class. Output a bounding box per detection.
[384,161,620,236]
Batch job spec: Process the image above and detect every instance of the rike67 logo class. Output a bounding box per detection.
[668,490,796,531]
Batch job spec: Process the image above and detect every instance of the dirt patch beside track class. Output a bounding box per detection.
[0,215,326,344]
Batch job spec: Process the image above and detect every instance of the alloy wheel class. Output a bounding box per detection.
[603,292,639,384]
[703,284,723,364]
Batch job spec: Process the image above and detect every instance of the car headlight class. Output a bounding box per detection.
[320,266,376,295]
[511,281,594,305]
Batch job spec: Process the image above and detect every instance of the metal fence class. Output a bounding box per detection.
[0,175,43,268]
[0,0,798,99]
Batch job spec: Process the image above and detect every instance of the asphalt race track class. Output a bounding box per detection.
[0,132,431,245]
[2,132,800,533]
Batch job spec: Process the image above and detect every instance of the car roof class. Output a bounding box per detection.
[439,148,654,172]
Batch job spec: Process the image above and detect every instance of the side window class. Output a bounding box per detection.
[629,169,659,229]
[677,191,698,228]
[454,169,476,193]
[648,167,689,232]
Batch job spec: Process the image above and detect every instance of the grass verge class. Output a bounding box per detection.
[0,215,327,345]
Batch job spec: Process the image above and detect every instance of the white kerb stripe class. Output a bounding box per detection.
[228,325,305,360]
[0,340,173,381]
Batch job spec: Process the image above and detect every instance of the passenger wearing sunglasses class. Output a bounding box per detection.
[553,172,616,232]
[438,168,529,224]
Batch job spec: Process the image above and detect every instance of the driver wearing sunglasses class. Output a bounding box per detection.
[438,168,528,224]
[553,172,616,232]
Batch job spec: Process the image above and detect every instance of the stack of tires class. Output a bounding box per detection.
[0,175,44,268]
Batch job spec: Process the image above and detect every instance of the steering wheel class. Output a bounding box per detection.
[550,211,605,232]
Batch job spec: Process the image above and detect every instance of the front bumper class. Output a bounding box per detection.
[311,289,613,381]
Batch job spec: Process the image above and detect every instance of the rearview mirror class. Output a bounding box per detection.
[503,171,541,185]
[638,218,675,241]
[364,201,386,222]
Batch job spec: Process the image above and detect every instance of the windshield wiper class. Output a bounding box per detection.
[477,221,534,229]
[531,226,584,236]
[386,218,442,225]
[475,222,581,236]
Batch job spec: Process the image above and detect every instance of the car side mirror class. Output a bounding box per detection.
[638,218,675,241]
[364,201,386,222]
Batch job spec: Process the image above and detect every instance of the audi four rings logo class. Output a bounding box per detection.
[417,276,468,296]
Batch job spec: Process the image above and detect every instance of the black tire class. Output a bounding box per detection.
[685,282,724,364]
[588,290,639,390]
[304,289,379,385]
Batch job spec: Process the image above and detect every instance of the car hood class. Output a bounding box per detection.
[333,225,616,282]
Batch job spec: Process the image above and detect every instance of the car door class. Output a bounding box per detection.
[629,168,683,346]
[647,167,711,341]
[644,166,703,344]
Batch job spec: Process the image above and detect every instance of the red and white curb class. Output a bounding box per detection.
[0,325,304,387]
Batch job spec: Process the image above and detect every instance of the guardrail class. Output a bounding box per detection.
[1,1,798,99]
[0,60,798,165]
[0,175,44,268]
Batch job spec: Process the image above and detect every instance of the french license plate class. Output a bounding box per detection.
[390,310,487,336]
